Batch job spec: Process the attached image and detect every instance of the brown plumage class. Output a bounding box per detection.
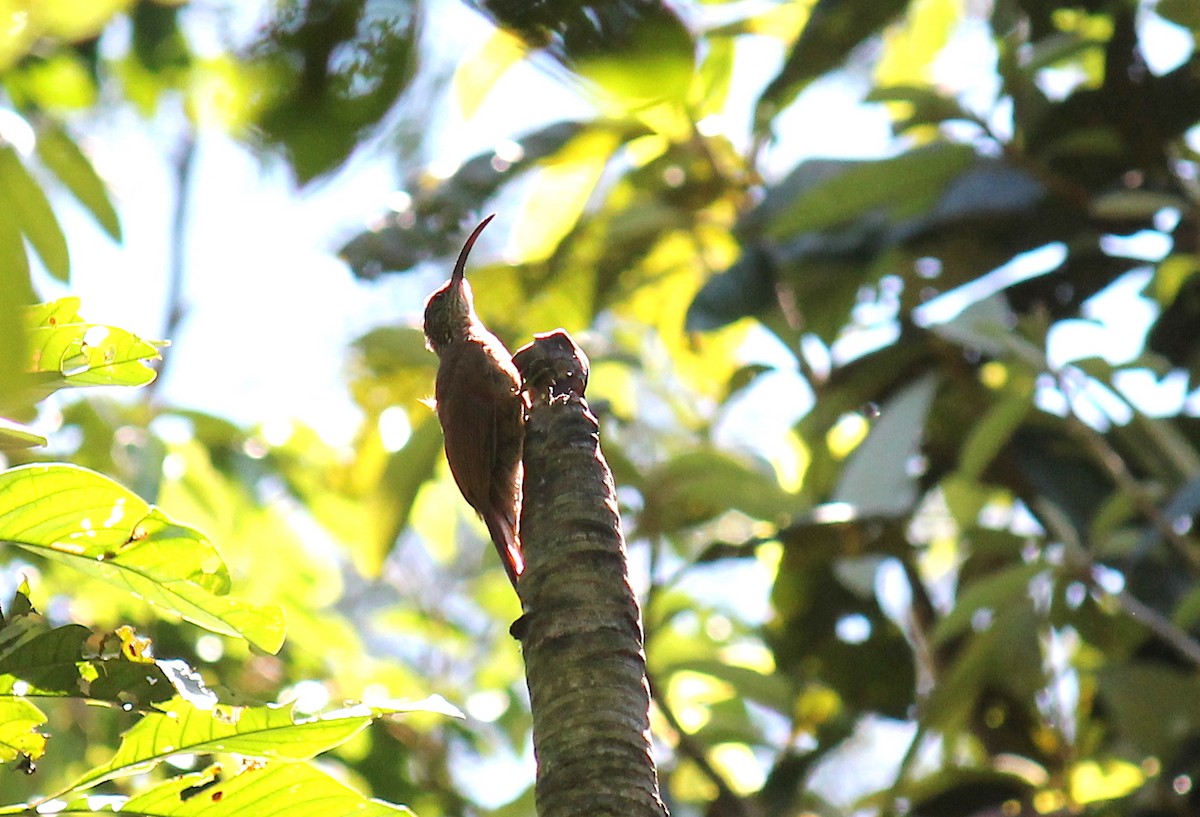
[423,215,524,588]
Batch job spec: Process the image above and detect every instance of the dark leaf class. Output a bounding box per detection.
[1098,663,1200,758]
[904,769,1034,817]
[339,121,627,278]
[473,0,694,108]
[249,0,418,182]
[684,244,776,332]
[771,521,915,717]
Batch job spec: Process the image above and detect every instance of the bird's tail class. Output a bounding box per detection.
[484,509,522,590]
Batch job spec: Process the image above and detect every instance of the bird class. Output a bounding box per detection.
[423,215,524,589]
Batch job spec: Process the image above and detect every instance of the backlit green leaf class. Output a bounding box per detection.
[0,697,46,765]
[72,699,372,790]
[120,761,413,817]
[0,464,285,653]
[25,297,163,395]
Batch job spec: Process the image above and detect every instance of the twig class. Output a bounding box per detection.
[1056,371,1200,577]
[1109,586,1200,668]
[150,130,196,396]
[1042,503,1200,670]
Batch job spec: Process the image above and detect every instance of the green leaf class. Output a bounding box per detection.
[922,605,1043,732]
[339,120,644,279]
[638,450,796,536]
[1155,0,1200,32]
[0,145,70,281]
[0,586,183,708]
[868,85,975,132]
[765,143,977,241]
[932,562,1047,645]
[663,659,793,714]
[0,623,178,708]
[0,198,32,413]
[72,699,373,790]
[373,416,445,566]
[479,0,694,111]
[692,35,735,118]
[1091,189,1186,222]
[928,296,1043,366]
[957,384,1033,481]
[0,417,45,450]
[571,9,694,110]
[251,4,416,182]
[454,29,528,120]
[26,297,163,394]
[0,464,285,653]
[684,244,776,332]
[35,121,122,241]
[1098,664,1200,757]
[118,761,413,817]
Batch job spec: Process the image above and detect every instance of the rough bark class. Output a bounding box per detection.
[514,331,668,817]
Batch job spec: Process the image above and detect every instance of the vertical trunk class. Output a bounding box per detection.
[515,332,668,817]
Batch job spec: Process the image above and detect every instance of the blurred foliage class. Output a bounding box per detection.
[3,0,1200,816]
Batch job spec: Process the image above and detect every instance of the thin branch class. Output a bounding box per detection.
[1056,371,1200,577]
[1109,586,1200,668]
[877,723,928,817]
[1065,413,1200,576]
[1040,501,1200,671]
[150,130,196,396]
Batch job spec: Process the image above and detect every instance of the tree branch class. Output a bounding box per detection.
[514,331,668,817]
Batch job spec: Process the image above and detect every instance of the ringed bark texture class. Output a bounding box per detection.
[517,364,667,817]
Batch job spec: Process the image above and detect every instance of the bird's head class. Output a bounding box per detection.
[423,214,494,354]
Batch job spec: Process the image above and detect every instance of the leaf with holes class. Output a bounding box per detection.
[0,697,46,767]
[121,760,413,817]
[25,297,163,397]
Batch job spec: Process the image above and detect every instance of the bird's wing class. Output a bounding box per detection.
[436,367,499,515]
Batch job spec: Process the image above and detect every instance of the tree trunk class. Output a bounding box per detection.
[514,331,668,817]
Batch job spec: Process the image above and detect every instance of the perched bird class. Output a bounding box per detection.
[423,215,524,588]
